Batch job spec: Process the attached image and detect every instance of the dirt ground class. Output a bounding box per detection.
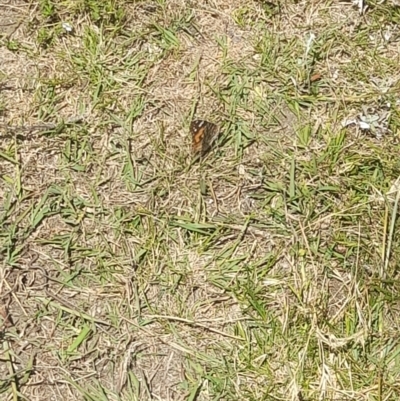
[2,1,400,400]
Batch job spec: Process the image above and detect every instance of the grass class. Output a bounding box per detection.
[1,0,400,400]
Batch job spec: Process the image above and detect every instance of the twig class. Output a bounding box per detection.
[0,115,86,139]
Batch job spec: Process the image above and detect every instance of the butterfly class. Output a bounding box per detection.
[190,120,219,155]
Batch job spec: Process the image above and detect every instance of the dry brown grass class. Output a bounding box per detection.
[2,1,400,400]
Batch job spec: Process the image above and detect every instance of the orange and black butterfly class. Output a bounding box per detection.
[190,120,219,156]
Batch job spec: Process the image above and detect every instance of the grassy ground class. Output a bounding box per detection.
[1,0,400,400]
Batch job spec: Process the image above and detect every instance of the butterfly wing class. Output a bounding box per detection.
[202,123,219,153]
[191,121,207,154]
[191,120,219,155]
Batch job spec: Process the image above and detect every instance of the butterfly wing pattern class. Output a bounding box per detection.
[190,120,219,155]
